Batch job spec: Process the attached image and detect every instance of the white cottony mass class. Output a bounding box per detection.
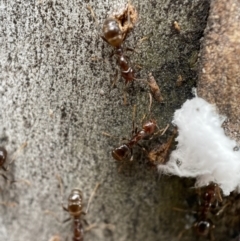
[158,97,240,196]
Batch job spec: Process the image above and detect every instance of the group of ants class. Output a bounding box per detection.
[0,3,237,241]
[101,4,231,241]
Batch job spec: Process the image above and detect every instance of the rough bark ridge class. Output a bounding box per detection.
[198,0,240,144]
[0,0,211,241]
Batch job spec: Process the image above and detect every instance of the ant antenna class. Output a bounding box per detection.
[86,5,99,26]
[148,92,153,114]
[8,142,27,167]
[85,182,100,214]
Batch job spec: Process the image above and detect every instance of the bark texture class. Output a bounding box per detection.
[0,0,220,241]
[198,0,240,144]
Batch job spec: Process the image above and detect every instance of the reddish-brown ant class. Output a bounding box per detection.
[62,184,100,241]
[63,189,85,241]
[193,183,222,237]
[111,93,163,162]
[112,119,157,162]
[176,183,222,240]
[101,4,138,84]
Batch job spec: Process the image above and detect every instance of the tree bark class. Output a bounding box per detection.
[198,0,240,145]
[0,0,215,241]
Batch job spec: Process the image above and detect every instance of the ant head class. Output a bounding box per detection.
[203,183,219,204]
[67,189,83,216]
[102,17,124,47]
[112,144,131,162]
[194,219,213,236]
[0,147,7,167]
[142,120,157,135]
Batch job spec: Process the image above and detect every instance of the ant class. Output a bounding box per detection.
[101,3,138,84]
[112,119,157,162]
[193,183,222,237]
[63,189,85,241]
[62,184,100,241]
[176,183,222,240]
[111,93,164,162]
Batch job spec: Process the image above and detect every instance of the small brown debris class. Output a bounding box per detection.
[173,21,181,33]
[148,128,177,165]
[114,3,138,36]
[147,73,163,102]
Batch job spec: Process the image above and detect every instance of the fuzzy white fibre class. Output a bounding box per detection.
[158,97,240,195]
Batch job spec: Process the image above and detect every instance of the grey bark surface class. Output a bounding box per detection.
[0,0,214,241]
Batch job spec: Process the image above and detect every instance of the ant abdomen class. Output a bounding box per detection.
[194,219,213,236]
[102,18,123,47]
[112,144,132,162]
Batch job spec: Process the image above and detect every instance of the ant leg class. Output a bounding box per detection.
[0,173,9,181]
[85,223,115,233]
[122,81,133,105]
[136,143,144,150]
[44,210,62,223]
[84,223,98,232]
[125,47,134,52]
[5,142,27,172]
[140,93,153,126]
[215,185,223,202]
[0,201,18,208]
[102,132,120,141]
[215,202,230,216]
[177,227,190,241]
[111,69,119,88]
[131,105,138,136]
[54,174,70,221]
[135,143,149,162]
[56,174,64,198]
[127,0,130,26]
[100,35,109,44]
[62,217,71,223]
[86,5,99,26]
[172,207,196,240]
[48,235,62,241]
[129,148,134,162]
[146,92,157,121]
[148,92,153,114]
[123,90,128,106]
[1,166,7,172]
[0,172,19,186]
[85,182,100,214]
[152,124,170,138]
[209,228,215,241]
[62,205,69,213]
